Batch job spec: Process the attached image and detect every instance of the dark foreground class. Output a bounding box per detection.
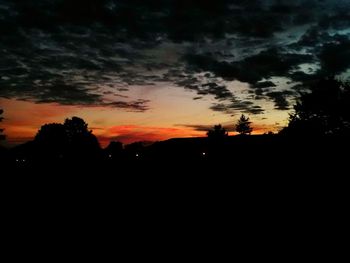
[2,135,349,176]
[1,136,348,245]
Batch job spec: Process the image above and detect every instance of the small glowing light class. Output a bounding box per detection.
[136,154,139,157]
[16,159,19,162]
[109,154,112,158]
[22,159,26,162]
[202,152,206,156]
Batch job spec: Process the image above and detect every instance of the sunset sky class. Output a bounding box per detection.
[1,0,350,147]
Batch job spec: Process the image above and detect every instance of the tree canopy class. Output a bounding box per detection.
[34,116,100,159]
[281,78,350,136]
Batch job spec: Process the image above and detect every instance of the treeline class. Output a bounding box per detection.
[1,77,350,167]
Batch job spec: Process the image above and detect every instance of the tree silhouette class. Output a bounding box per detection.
[35,123,68,156]
[0,109,5,141]
[235,114,253,135]
[281,77,350,136]
[34,116,100,160]
[64,117,100,157]
[207,125,228,140]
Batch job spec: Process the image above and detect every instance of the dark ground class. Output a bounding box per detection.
[1,136,348,248]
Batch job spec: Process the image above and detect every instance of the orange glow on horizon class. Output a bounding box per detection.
[95,125,204,147]
[0,98,281,148]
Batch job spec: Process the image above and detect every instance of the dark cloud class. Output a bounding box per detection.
[254,89,265,96]
[0,77,100,104]
[1,0,340,46]
[0,0,350,115]
[244,106,265,115]
[186,48,314,84]
[177,124,214,132]
[176,76,234,101]
[0,24,160,110]
[201,83,232,100]
[103,99,150,112]
[210,98,264,115]
[6,0,305,40]
[176,77,200,90]
[265,91,295,110]
[293,27,332,48]
[210,103,230,113]
[252,81,277,89]
[318,11,350,31]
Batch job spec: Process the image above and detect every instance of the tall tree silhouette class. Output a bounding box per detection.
[236,115,253,135]
[207,125,228,140]
[0,109,5,141]
[281,77,350,136]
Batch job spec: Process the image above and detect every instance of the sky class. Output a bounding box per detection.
[1,0,350,147]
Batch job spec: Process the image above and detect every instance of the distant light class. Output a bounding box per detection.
[136,154,139,157]
[202,152,206,156]
[109,154,112,158]
[16,159,19,162]
[22,159,26,162]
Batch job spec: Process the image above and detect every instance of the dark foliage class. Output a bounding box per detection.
[34,116,101,160]
[207,125,228,140]
[34,123,68,158]
[0,109,4,141]
[281,78,350,136]
[236,114,253,135]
